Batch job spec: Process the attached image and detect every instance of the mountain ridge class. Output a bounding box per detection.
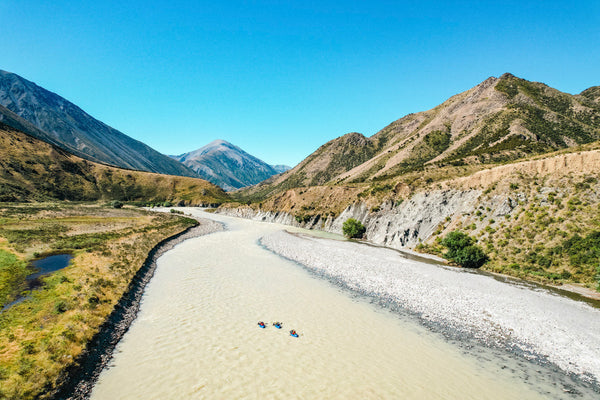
[220,73,600,293]
[0,122,228,204]
[0,70,198,178]
[237,73,600,201]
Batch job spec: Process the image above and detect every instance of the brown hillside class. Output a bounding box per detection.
[235,74,600,203]
[0,123,228,204]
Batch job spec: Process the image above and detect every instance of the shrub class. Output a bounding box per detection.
[54,300,68,314]
[452,245,488,268]
[562,231,600,267]
[441,230,488,268]
[110,200,123,209]
[295,214,312,224]
[441,231,473,254]
[342,218,366,239]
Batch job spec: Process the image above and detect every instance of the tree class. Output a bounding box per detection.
[343,218,366,239]
[441,230,488,268]
[441,231,473,259]
[452,244,489,268]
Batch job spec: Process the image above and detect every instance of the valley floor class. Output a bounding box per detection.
[0,203,200,399]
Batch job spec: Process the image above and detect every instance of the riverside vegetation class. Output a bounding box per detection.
[0,202,198,399]
[1,71,599,398]
[342,218,366,239]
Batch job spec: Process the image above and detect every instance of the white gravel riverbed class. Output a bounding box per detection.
[260,230,600,384]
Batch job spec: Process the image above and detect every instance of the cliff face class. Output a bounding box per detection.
[219,189,480,248]
[328,190,481,248]
[218,148,600,288]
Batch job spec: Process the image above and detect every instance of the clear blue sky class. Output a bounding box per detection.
[1,1,598,167]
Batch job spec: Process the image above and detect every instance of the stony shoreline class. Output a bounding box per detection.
[260,230,600,388]
[50,217,223,400]
[217,205,600,303]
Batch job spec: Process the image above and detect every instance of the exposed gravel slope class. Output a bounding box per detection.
[261,230,600,384]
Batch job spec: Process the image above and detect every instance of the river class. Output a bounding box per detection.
[90,209,598,399]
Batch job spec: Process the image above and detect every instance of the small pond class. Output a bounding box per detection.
[28,253,73,282]
[1,253,73,312]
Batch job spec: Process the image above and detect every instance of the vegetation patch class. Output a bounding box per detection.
[441,231,488,268]
[560,231,600,270]
[0,249,31,307]
[0,203,197,399]
[343,218,366,239]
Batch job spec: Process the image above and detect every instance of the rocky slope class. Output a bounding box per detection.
[219,146,600,290]
[222,73,600,290]
[238,74,600,202]
[171,139,290,191]
[0,70,198,177]
[0,123,228,204]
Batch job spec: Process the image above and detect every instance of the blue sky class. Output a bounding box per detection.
[1,1,598,166]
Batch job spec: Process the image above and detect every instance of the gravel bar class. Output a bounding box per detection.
[261,230,600,384]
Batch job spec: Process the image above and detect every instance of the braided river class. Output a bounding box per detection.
[90,209,599,399]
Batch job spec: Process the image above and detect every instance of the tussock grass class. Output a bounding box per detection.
[0,202,197,399]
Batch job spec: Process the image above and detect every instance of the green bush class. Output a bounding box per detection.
[110,200,123,209]
[562,231,600,266]
[342,218,366,239]
[54,300,68,314]
[441,230,488,268]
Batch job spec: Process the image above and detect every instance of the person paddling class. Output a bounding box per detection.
[258,321,266,328]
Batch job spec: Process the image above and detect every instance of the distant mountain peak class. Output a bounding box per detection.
[172,140,290,191]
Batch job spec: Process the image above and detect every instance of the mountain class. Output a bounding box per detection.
[220,74,600,292]
[271,164,292,174]
[238,73,600,201]
[0,122,228,204]
[0,70,198,177]
[171,140,290,191]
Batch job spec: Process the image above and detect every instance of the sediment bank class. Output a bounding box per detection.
[260,230,600,388]
[50,218,223,400]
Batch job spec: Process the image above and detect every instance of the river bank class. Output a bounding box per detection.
[260,229,600,389]
[50,216,223,399]
[89,209,593,399]
[0,204,211,399]
[217,205,600,303]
